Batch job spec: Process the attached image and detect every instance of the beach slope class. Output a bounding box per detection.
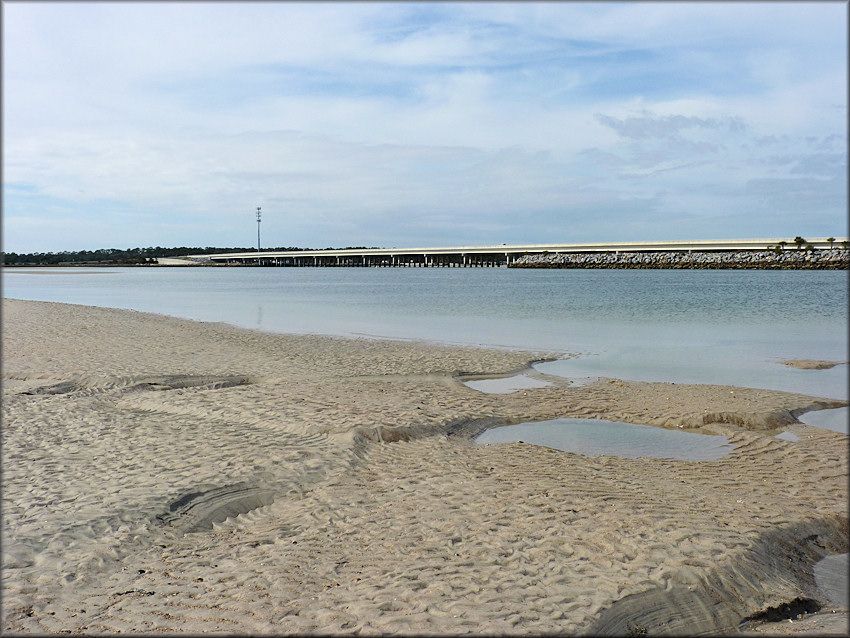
[2,299,847,634]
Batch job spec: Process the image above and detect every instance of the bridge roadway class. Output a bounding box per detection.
[192,238,845,267]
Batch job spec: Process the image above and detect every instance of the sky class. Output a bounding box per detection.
[3,1,847,253]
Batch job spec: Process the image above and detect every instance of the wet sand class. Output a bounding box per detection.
[2,299,848,634]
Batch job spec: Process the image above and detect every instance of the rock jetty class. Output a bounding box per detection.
[510,249,849,269]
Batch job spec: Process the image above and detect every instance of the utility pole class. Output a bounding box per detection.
[256,206,262,257]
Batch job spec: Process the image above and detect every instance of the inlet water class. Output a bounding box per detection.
[4,267,846,399]
[475,418,733,461]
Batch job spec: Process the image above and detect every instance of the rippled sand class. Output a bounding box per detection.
[3,299,848,634]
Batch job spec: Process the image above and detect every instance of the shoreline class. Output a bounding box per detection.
[3,299,848,634]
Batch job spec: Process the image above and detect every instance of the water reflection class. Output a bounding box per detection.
[475,418,732,461]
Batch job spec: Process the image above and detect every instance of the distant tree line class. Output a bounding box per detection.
[2,246,380,265]
[767,237,848,254]
[3,246,260,265]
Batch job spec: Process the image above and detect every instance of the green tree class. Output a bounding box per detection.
[793,236,805,250]
[827,237,835,249]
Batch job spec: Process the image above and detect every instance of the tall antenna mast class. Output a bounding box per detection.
[256,206,262,254]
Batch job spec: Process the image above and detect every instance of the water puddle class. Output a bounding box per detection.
[463,374,552,394]
[814,553,849,608]
[475,418,732,461]
[798,407,849,435]
[774,431,800,442]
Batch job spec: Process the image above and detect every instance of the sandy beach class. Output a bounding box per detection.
[2,298,848,635]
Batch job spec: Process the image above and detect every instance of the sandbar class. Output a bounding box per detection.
[781,359,848,370]
[3,299,848,635]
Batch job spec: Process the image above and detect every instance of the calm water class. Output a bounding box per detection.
[798,407,849,434]
[4,267,848,403]
[475,418,733,461]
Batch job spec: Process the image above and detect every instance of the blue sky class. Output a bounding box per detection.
[3,1,847,252]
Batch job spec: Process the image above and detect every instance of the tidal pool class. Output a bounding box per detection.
[475,418,733,461]
[797,407,849,435]
[814,553,849,608]
[774,431,800,442]
[463,374,552,394]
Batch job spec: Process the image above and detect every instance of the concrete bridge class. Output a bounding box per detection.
[190,238,846,267]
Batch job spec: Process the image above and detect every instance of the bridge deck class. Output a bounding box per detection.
[190,238,845,267]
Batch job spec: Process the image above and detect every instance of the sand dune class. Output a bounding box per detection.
[3,299,847,634]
